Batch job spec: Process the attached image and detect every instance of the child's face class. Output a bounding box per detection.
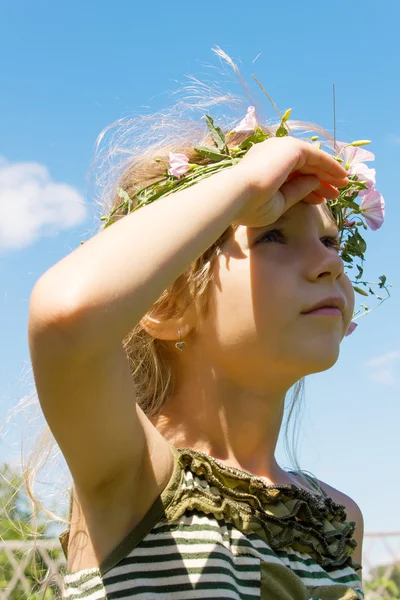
[196,200,355,386]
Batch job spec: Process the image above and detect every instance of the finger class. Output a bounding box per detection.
[315,181,340,200]
[304,191,326,204]
[294,164,349,187]
[286,173,340,200]
[280,175,320,209]
[297,141,349,180]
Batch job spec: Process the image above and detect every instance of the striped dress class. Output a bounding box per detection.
[59,444,363,599]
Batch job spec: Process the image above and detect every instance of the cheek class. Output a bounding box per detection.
[211,261,256,338]
[208,256,292,345]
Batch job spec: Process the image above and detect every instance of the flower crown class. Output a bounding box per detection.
[100,105,390,336]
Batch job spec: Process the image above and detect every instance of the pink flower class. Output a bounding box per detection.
[351,162,376,196]
[345,321,358,337]
[168,152,190,177]
[360,189,385,231]
[336,141,375,169]
[233,106,259,132]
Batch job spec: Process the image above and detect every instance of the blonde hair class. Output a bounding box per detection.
[4,48,337,596]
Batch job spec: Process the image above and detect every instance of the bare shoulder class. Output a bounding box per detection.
[317,478,364,528]
[317,478,364,570]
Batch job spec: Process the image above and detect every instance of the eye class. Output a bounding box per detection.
[257,229,285,243]
[322,236,343,253]
[257,229,342,252]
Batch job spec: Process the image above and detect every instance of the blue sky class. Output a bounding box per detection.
[1,0,399,565]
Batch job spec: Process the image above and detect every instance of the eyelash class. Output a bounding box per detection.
[258,229,343,252]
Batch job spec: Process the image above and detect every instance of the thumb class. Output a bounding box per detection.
[280,175,321,209]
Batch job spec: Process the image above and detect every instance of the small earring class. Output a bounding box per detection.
[175,328,186,351]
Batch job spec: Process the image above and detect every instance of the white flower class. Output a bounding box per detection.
[360,189,385,231]
[350,162,376,196]
[233,106,259,132]
[168,152,190,177]
[336,141,375,169]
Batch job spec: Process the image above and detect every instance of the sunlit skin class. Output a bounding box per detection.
[149,200,355,485]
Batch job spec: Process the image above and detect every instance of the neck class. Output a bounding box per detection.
[150,364,299,482]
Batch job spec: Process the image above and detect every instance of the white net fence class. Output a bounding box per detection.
[0,533,399,599]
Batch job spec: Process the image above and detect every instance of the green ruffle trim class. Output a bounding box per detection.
[166,446,362,574]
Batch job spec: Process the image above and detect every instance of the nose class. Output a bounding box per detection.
[304,240,345,282]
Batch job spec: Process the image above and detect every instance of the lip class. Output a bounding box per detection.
[301,295,346,315]
[302,307,342,317]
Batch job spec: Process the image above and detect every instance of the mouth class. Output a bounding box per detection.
[301,296,345,316]
[302,307,342,317]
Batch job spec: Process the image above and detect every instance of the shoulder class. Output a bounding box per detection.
[317,478,364,529]
[317,477,364,570]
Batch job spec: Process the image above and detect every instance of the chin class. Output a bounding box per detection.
[295,342,341,375]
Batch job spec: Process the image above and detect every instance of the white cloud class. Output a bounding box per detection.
[364,350,400,387]
[0,157,88,250]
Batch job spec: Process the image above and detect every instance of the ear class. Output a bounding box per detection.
[140,303,196,342]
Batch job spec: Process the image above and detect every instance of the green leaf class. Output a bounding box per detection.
[356,233,367,254]
[356,265,363,280]
[379,274,387,288]
[345,231,367,259]
[350,180,368,190]
[342,192,359,204]
[354,286,369,297]
[194,146,227,162]
[205,115,229,154]
[345,200,361,211]
[276,124,288,137]
[238,129,269,150]
[341,253,353,264]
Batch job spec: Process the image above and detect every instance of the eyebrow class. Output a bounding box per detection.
[321,214,340,235]
[328,221,340,235]
[320,204,340,235]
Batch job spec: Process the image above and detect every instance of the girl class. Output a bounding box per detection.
[27,62,366,599]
